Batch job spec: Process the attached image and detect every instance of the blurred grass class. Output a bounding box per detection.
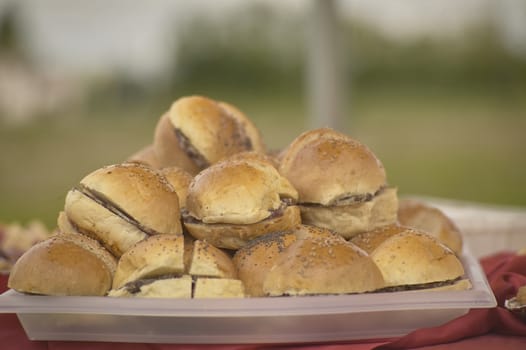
[1,7,526,229]
[1,83,525,229]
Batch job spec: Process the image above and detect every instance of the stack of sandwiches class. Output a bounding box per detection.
[8,95,470,298]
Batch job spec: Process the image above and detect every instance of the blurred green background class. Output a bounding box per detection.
[1,1,525,229]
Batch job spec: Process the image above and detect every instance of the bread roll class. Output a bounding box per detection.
[8,234,116,296]
[153,95,264,174]
[183,158,300,249]
[351,225,466,289]
[278,128,398,239]
[234,225,385,297]
[112,234,185,289]
[63,162,182,257]
[398,199,463,254]
[160,167,193,209]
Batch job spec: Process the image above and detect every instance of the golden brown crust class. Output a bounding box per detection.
[233,231,297,297]
[8,235,113,296]
[64,163,182,257]
[279,128,386,205]
[160,167,193,209]
[186,158,297,225]
[371,229,465,287]
[262,225,385,296]
[112,234,185,289]
[223,151,279,169]
[64,189,149,256]
[79,163,182,235]
[169,96,255,167]
[397,199,463,254]
[183,205,301,250]
[350,223,403,254]
[188,240,238,279]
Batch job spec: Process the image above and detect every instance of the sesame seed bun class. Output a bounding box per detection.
[234,225,385,297]
[63,163,182,257]
[351,225,466,288]
[188,240,238,279]
[233,231,298,297]
[279,128,386,205]
[112,234,185,290]
[183,158,300,249]
[278,128,397,239]
[152,96,264,174]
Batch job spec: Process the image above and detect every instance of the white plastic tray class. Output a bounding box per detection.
[0,250,496,344]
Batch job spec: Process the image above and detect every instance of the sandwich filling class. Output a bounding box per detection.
[174,128,210,169]
[377,277,464,292]
[121,274,183,294]
[183,198,294,225]
[173,120,253,171]
[301,187,386,207]
[73,184,162,236]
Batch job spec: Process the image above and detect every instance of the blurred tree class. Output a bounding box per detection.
[0,4,24,57]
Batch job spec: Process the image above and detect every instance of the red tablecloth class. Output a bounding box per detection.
[1,252,526,350]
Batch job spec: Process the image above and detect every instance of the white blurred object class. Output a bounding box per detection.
[306,0,344,131]
[494,0,526,58]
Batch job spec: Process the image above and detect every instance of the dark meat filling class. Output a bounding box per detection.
[174,128,210,169]
[376,277,463,293]
[123,274,183,294]
[183,199,293,224]
[75,185,161,236]
[301,187,385,207]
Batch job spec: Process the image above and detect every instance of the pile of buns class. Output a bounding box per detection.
[8,95,470,298]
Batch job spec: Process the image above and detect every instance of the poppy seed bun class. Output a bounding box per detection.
[233,231,298,297]
[278,128,397,239]
[349,224,402,255]
[187,159,298,225]
[183,158,300,249]
[153,95,261,174]
[261,225,385,296]
[352,225,465,288]
[8,234,115,296]
[279,128,386,205]
[398,199,463,254]
[188,240,238,279]
[112,234,185,289]
[64,163,182,256]
[160,167,193,209]
[153,113,201,174]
